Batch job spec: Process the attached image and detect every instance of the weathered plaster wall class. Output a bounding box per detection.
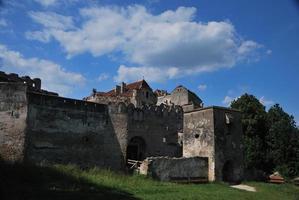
[156,86,202,112]
[127,104,183,159]
[0,83,28,162]
[183,107,243,182]
[139,156,208,181]
[183,108,215,181]
[131,88,157,107]
[170,87,190,106]
[25,92,125,170]
[213,108,243,182]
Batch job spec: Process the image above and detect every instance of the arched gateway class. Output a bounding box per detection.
[126,137,146,161]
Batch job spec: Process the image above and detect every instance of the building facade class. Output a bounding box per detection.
[156,85,204,112]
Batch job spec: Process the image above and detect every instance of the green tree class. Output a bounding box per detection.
[230,93,268,171]
[266,104,299,177]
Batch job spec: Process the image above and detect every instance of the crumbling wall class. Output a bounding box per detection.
[25,92,125,170]
[213,108,243,182]
[183,107,243,182]
[127,104,183,159]
[0,83,28,162]
[183,108,215,181]
[139,156,208,182]
[108,103,129,161]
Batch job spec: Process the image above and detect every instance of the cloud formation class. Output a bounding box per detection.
[222,95,274,108]
[0,44,85,96]
[259,96,274,106]
[222,95,239,106]
[114,65,179,83]
[97,73,109,82]
[198,84,207,91]
[34,0,58,7]
[27,5,262,82]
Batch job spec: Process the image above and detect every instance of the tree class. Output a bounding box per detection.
[230,93,268,171]
[266,104,299,177]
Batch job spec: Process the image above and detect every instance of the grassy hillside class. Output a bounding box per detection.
[0,163,298,200]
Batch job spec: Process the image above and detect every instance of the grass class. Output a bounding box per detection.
[0,163,298,200]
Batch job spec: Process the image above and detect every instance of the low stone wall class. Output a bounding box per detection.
[139,156,208,182]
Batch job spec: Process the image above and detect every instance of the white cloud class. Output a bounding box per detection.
[25,31,51,42]
[259,96,274,106]
[114,65,179,83]
[34,0,58,7]
[198,84,207,91]
[29,11,75,30]
[222,95,239,106]
[222,94,274,107]
[266,49,272,55]
[0,19,7,27]
[27,5,262,82]
[0,44,85,96]
[238,40,261,55]
[97,73,109,82]
[33,0,79,7]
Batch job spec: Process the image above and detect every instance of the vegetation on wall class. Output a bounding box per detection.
[231,93,299,178]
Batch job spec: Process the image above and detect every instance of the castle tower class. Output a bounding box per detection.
[183,106,244,182]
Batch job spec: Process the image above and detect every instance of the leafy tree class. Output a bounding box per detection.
[231,93,268,171]
[266,104,299,177]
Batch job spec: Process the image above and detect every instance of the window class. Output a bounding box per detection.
[225,113,233,124]
[146,91,149,99]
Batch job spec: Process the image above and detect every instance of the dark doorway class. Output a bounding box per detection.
[222,160,234,183]
[126,137,146,161]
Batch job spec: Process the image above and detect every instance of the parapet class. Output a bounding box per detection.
[108,102,183,120]
[0,71,59,96]
[28,91,107,113]
[0,71,41,90]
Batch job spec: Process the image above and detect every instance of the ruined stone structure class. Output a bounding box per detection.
[0,71,182,170]
[183,107,244,182]
[0,71,58,96]
[0,71,243,182]
[156,85,203,112]
[139,157,208,182]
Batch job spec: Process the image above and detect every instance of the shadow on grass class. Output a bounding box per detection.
[0,159,139,200]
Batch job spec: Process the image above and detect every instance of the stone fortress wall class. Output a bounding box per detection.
[0,71,183,170]
[0,71,243,182]
[0,82,126,170]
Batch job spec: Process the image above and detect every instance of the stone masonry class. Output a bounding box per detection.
[0,71,243,182]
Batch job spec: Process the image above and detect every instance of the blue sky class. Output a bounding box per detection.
[0,0,298,124]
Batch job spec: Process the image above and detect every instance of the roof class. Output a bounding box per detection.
[95,80,152,98]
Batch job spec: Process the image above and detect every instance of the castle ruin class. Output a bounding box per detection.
[0,71,243,182]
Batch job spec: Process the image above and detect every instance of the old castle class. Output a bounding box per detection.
[0,71,243,182]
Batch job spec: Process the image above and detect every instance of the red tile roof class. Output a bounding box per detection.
[95,80,151,97]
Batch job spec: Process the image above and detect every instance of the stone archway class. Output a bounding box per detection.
[222,160,234,183]
[126,137,146,161]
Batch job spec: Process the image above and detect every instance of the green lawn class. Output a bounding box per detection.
[0,163,298,200]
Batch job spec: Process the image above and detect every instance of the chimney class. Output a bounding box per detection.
[121,82,126,94]
[115,85,121,94]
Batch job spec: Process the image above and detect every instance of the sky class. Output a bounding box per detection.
[0,0,298,124]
